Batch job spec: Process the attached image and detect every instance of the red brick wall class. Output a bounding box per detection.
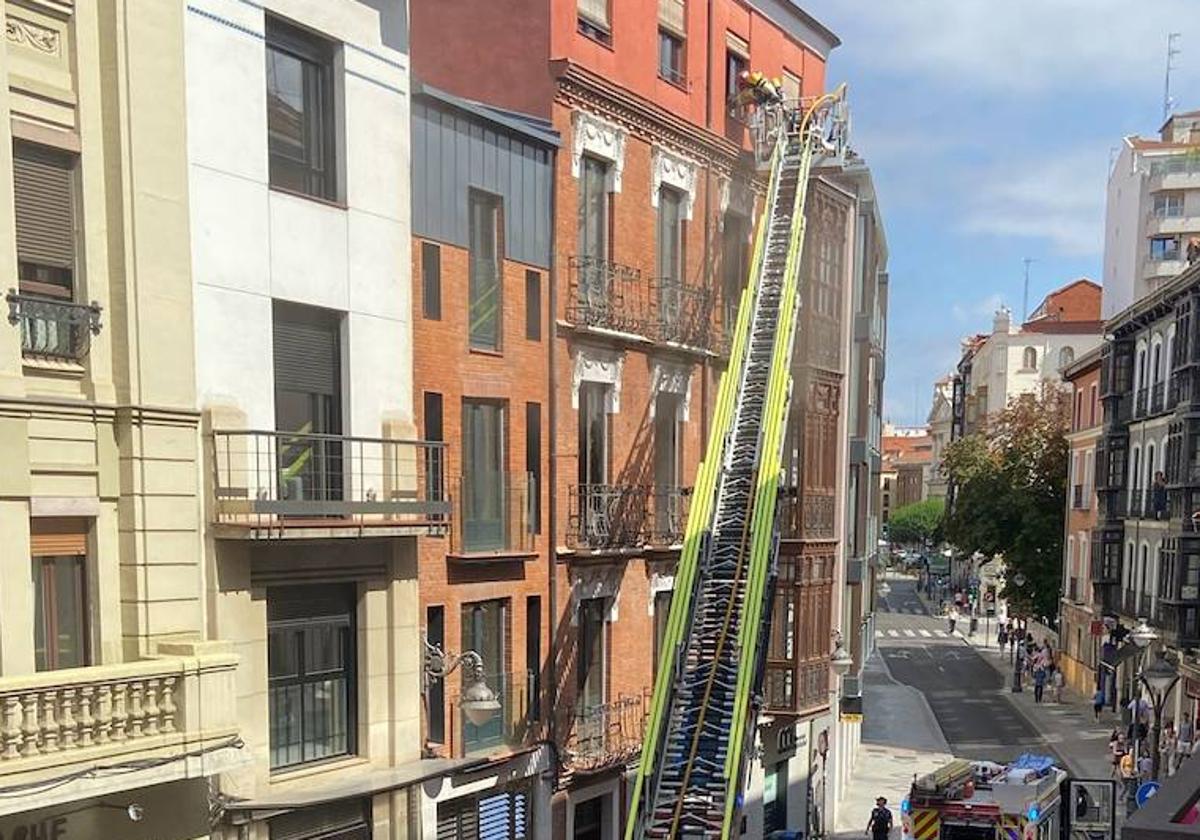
[1043,280,1101,323]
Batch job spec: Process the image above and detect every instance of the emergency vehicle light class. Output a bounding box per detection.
[902,799,911,815]
[1027,805,1039,822]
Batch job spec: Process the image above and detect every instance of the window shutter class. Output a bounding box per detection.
[726,31,749,58]
[658,0,685,36]
[272,301,340,396]
[577,0,609,28]
[13,142,75,271]
[30,518,88,557]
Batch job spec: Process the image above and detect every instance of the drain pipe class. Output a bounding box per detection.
[547,148,561,726]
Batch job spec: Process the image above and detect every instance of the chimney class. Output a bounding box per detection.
[993,306,1011,335]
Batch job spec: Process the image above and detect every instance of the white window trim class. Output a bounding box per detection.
[651,144,698,219]
[571,566,622,623]
[650,359,693,421]
[572,345,624,412]
[571,110,627,193]
[648,570,675,615]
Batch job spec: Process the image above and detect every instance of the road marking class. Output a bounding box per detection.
[918,629,932,637]
[904,629,917,637]
[875,631,884,638]
[888,629,900,637]
[935,630,949,637]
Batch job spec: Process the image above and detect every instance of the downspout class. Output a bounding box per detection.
[547,146,560,730]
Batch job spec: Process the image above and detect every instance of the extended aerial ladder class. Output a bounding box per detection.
[625,87,849,840]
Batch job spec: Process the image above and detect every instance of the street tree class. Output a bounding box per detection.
[888,498,945,546]
[941,383,1070,621]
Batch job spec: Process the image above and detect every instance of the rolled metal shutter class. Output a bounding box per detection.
[272,301,340,396]
[13,142,75,270]
[437,797,479,840]
[29,517,88,557]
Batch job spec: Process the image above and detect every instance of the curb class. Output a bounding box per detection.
[870,649,953,757]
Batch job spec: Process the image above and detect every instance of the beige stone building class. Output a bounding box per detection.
[0,2,241,838]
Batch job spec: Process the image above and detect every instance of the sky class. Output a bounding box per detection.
[800,0,1200,426]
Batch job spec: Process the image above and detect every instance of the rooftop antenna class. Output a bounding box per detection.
[1022,258,1036,321]
[1164,33,1181,123]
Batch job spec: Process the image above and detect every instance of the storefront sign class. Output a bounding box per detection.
[0,816,69,840]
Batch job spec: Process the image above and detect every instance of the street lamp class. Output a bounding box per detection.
[1131,618,1159,648]
[424,639,501,727]
[831,635,854,677]
[1140,650,1180,781]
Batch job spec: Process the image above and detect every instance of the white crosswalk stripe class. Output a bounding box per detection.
[903,629,917,637]
[888,629,900,637]
[935,630,949,637]
[875,631,884,638]
[918,629,932,637]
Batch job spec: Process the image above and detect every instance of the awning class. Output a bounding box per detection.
[227,757,485,814]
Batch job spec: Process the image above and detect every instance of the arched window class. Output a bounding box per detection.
[1152,342,1162,384]
[1059,346,1075,368]
[1136,346,1147,392]
[1140,544,1149,596]
[1023,346,1037,370]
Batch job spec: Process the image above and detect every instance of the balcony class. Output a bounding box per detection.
[446,671,534,759]
[1143,256,1188,280]
[449,472,534,558]
[562,691,649,774]
[566,484,690,552]
[1152,381,1166,414]
[653,275,719,352]
[1135,387,1149,418]
[566,256,646,336]
[0,643,242,816]
[210,430,449,538]
[6,291,103,362]
[765,658,830,715]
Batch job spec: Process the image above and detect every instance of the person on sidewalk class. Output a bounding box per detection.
[1093,687,1106,721]
[948,605,959,635]
[1178,715,1195,773]
[866,796,893,840]
[1110,730,1127,781]
[1033,665,1047,703]
[1163,719,1178,776]
[1051,667,1065,703]
[998,622,1009,650]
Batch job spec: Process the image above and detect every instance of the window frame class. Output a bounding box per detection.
[657,28,685,87]
[461,597,510,754]
[578,155,611,263]
[462,398,509,552]
[525,269,542,341]
[13,141,78,299]
[264,14,339,202]
[32,553,88,672]
[725,50,748,107]
[468,189,504,352]
[421,241,442,320]
[578,597,608,710]
[1150,235,1182,262]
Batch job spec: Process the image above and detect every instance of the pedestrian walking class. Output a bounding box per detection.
[998,623,1009,649]
[1033,666,1047,704]
[947,605,959,635]
[1051,668,1065,704]
[1093,687,1106,721]
[1163,720,1178,776]
[1178,715,1194,773]
[1110,730,1127,781]
[866,796,893,840]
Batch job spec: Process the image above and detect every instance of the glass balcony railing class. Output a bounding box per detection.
[450,472,534,555]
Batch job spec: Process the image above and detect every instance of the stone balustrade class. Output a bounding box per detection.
[0,643,243,815]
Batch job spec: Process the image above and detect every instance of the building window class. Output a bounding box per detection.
[268,584,356,770]
[653,392,683,540]
[781,70,802,102]
[525,269,542,341]
[577,0,611,44]
[725,50,748,110]
[1153,192,1185,218]
[269,800,370,840]
[463,400,507,552]
[1059,346,1074,368]
[653,589,673,673]
[33,553,87,672]
[1022,346,1038,370]
[578,597,607,710]
[13,142,76,297]
[421,242,441,320]
[722,212,750,333]
[468,190,503,351]
[438,790,530,839]
[265,15,337,201]
[578,156,610,263]
[1090,384,1098,426]
[526,402,542,534]
[573,793,610,840]
[426,605,445,744]
[658,29,684,86]
[526,596,541,720]
[1150,236,1181,262]
[578,383,611,542]
[656,186,686,334]
[462,598,508,754]
[423,392,444,504]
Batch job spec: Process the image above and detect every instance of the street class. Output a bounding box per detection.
[875,576,1066,766]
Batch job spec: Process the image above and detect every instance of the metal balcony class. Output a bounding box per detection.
[6,291,102,361]
[210,430,449,538]
[566,256,646,336]
[653,275,718,351]
[1152,381,1166,414]
[449,472,534,556]
[1135,387,1149,418]
[566,484,691,551]
[562,691,649,774]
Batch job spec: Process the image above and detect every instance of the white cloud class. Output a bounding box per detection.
[951,292,1006,324]
[958,152,1108,256]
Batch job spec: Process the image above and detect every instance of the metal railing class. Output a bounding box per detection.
[210,429,449,533]
[566,256,646,335]
[6,291,102,361]
[1152,381,1166,414]
[446,671,534,759]
[566,484,691,550]
[449,472,534,555]
[653,275,717,350]
[563,691,649,773]
[1135,387,1149,418]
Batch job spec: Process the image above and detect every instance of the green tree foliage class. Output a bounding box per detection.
[941,383,1070,621]
[888,498,945,546]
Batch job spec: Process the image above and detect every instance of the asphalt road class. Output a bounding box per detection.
[876,576,1064,766]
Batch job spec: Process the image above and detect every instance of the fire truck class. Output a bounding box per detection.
[901,756,1099,840]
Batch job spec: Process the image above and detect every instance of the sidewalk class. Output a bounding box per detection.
[833,652,954,838]
[916,587,1116,780]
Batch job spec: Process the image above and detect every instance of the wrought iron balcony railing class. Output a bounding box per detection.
[566,256,646,335]
[6,291,102,361]
[449,471,534,555]
[1135,387,1149,418]
[210,429,449,536]
[562,691,649,773]
[1152,381,1166,414]
[653,275,718,350]
[566,484,691,550]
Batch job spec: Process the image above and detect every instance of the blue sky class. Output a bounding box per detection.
[800,1,1200,425]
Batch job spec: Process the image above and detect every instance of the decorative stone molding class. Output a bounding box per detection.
[650,359,692,421]
[5,18,61,56]
[651,145,698,219]
[571,566,622,623]
[718,175,756,227]
[571,109,627,193]
[572,346,624,412]
[647,570,675,616]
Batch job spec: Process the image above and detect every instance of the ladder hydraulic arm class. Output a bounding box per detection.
[625,88,848,840]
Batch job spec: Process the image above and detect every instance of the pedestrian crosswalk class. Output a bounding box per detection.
[876,628,954,639]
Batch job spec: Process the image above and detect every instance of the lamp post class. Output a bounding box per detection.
[1140,649,1180,781]
[424,639,501,728]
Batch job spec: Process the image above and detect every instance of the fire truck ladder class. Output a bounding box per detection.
[625,90,845,840]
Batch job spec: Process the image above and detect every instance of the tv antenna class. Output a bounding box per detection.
[1164,33,1181,123]
[1022,257,1037,321]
